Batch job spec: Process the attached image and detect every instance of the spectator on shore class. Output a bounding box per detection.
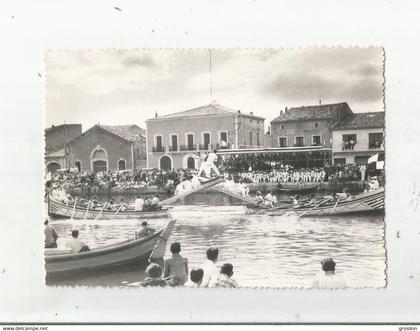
[312,258,346,289]
[184,268,204,287]
[213,263,238,288]
[201,247,220,287]
[140,263,167,287]
[163,242,189,286]
[44,219,58,249]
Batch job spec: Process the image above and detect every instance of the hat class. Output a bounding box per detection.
[256,191,261,195]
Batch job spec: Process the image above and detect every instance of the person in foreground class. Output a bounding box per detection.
[312,258,347,288]
[66,229,90,253]
[201,247,220,287]
[163,242,189,286]
[184,268,204,287]
[213,263,238,288]
[140,263,167,287]
[135,221,154,239]
[44,219,58,249]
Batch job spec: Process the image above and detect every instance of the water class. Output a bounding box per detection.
[48,192,386,288]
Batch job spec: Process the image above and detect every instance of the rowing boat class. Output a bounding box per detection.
[48,195,170,220]
[266,187,384,217]
[45,219,176,276]
[276,183,319,194]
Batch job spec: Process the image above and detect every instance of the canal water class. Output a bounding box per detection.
[48,192,386,288]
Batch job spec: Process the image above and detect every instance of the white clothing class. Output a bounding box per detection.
[207,162,220,176]
[152,197,160,205]
[191,175,201,189]
[134,198,144,211]
[313,271,346,288]
[66,238,85,253]
[207,152,218,164]
[201,260,220,287]
[184,280,200,287]
[183,180,193,192]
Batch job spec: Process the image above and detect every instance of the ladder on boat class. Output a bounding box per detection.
[159,177,224,206]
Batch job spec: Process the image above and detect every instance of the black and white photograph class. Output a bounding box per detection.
[43,48,385,288]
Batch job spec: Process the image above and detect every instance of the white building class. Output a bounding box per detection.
[331,112,384,165]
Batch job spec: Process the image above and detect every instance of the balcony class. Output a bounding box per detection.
[152,146,165,153]
[199,143,212,151]
[342,142,356,150]
[168,145,178,152]
[294,143,304,147]
[369,142,383,149]
[216,142,231,149]
[180,144,197,151]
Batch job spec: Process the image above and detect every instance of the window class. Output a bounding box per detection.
[93,160,107,173]
[187,157,195,169]
[369,132,383,149]
[118,159,126,170]
[314,122,319,128]
[334,158,346,166]
[294,136,304,147]
[187,133,194,149]
[342,134,357,150]
[280,124,285,130]
[170,134,178,151]
[256,132,260,146]
[75,161,81,172]
[220,131,227,143]
[278,137,287,147]
[312,135,321,145]
[249,132,253,146]
[156,135,162,148]
[202,132,210,150]
[153,135,164,152]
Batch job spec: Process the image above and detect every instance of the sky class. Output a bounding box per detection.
[45,48,384,131]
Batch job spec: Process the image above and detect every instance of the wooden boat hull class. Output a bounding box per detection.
[276,184,318,194]
[45,220,176,275]
[48,196,169,220]
[268,188,384,217]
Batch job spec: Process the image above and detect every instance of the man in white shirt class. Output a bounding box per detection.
[201,247,220,287]
[66,229,89,253]
[312,258,346,288]
[134,195,144,211]
[206,149,220,177]
[264,190,277,207]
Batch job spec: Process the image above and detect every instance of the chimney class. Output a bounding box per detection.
[154,111,158,118]
[319,100,322,105]
[285,107,288,113]
[250,111,253,115]
[280,110,283,115]
[237,110,241,113]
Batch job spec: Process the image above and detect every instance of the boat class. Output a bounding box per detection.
[276,183,319,194]
[267,187,384,217]
[48,195,170,220]
[45,219,176,276]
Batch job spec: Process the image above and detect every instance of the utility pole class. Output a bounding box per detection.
[234,115,239,149]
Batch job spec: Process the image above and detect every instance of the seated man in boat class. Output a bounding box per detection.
[264,190,277,208]
[119,198,128,211]
[191,174,201,189]
[163,242,189,286]
[184,268,204,287]
[368,176,380,192]
[105,198,115,211]
[291,195,300,205]
[134,195,144,211]
[255,191,264,205]
[149,194,162,211]
[143,196,152,211]
[140,263,167,287]
[44,218,58,249]
[213,263,238,288]
[66,229,90,253]
[135,221,155,239]
[312,258,346,289]
[335,188,352,201]
[201,247,220,287]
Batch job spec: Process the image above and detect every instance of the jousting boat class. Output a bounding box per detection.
[267,187,384,217]
[48,195,170,220]
[45,219,176,276]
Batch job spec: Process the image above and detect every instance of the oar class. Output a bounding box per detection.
[94,202,107,221]
[83,200,92,220]
[70,197,78,220]
[329,197,341,214]
[109,204,124,221]
[296,198,330,219]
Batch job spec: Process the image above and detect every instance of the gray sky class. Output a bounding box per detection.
[45,48,384,131]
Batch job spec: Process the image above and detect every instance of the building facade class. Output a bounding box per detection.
[146,102,265,170]
[44,124,82,172]
[66,124,147,172]
[331,112,385,165]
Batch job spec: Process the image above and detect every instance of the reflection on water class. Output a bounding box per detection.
[49,193,385,288]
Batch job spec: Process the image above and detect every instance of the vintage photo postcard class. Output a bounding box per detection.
[43,48,385,288]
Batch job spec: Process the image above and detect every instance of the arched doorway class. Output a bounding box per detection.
[118,159,126,170]
[160,155,172,170]
[47,162,61,173]
[75,161,81,172]
[93,160,107,173]
[187,156,195,169]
